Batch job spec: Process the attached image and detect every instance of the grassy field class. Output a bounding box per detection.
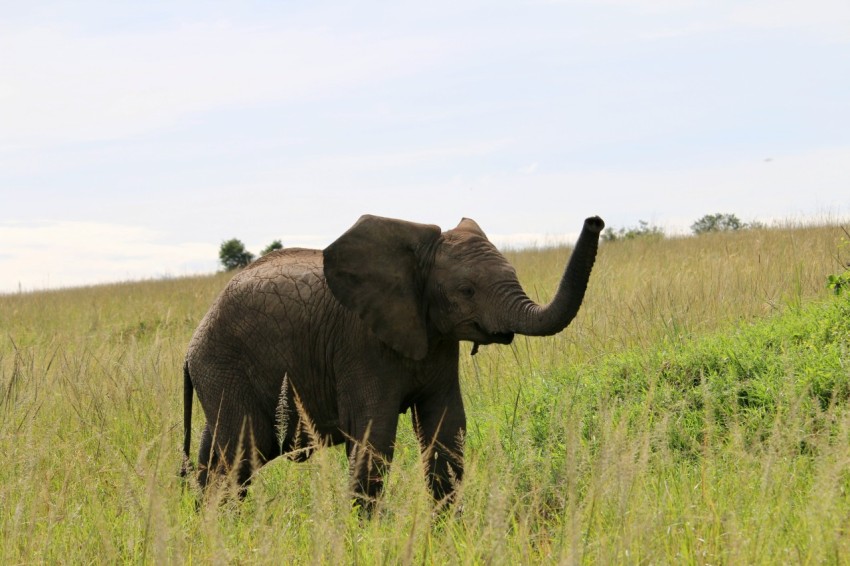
[2,222,849,563]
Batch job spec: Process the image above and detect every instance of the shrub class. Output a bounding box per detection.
[219,238,255,271]
[261,240,284,256]
[826,229,850,296]
[691,213,753,235]
[602,220,664,242]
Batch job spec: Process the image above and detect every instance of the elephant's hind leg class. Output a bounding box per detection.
[197,414,280,497]
[196,423,218,489]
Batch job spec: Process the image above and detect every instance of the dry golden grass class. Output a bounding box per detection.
[1,221,848,563]
[506,222,846,360]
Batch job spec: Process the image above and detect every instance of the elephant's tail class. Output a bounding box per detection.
[180,359,193,477]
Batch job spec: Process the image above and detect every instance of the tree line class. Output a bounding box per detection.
[602,212,764,242]
[219,239,283,271]
[219,214,759,270]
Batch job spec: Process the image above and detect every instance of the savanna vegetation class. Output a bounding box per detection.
[219,238,284,271]
[2,220,849,563]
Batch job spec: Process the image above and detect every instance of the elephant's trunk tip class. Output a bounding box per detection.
[584,216,605,234]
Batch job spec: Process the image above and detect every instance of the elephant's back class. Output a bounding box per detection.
[207,248,329,337]
[246,247,324,273]
[233,248,327,310]
[186,247,335,416]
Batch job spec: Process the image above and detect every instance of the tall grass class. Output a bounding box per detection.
[1,223,848,563]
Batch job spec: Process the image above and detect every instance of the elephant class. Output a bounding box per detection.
[182,214,604,510]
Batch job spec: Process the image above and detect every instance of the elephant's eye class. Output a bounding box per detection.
[458,285,475,299]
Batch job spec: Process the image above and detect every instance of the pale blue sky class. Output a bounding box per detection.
[2,1,849,292]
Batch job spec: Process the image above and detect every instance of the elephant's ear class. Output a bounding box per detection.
[453,218,487,238]
[323,215,442,361]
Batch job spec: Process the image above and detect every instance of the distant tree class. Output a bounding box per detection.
[261,239,284,256]
[602,220,665,242]
[691,213,747,235]
[219,238,255,271]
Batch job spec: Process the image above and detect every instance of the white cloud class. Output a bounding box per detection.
[0,22,448,149]
[302,139,514,172]
[557,0,850,41]
[554,0,704,13]
[0,221,217,293]
[730,0,850,39]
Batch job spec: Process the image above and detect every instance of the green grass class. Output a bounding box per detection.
[2,223,849,563]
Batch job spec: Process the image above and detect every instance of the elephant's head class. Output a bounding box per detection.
[323,214,605,361]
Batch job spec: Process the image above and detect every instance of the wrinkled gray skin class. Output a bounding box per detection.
[183,214,604,510]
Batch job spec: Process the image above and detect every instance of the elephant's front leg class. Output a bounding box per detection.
[412,384,466,507]
[343,409,399,513]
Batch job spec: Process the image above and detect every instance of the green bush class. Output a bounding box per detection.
[601,220,664,242]
[261,240,284,256]
[690,212,764,235]
[219,238,255,271]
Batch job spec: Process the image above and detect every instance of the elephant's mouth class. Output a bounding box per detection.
[491,331,515,344]
[471,323,514,345]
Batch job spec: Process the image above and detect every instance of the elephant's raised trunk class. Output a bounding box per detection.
[502,216,604,336]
